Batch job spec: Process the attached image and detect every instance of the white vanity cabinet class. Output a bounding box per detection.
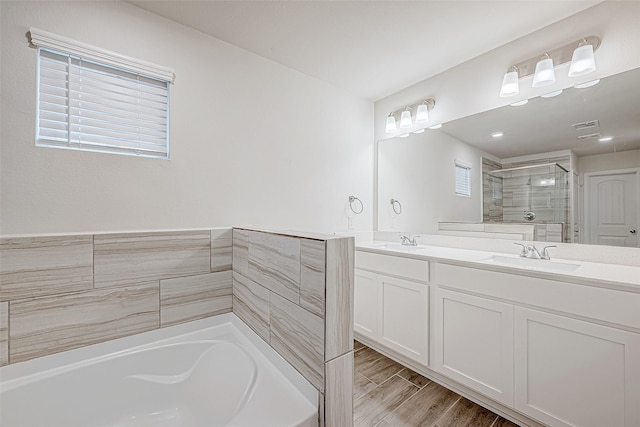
[434,288,514,406]
[354,251,429,366]
[354,269,378,340]
[514,307,640,427]
[435,261,640,427]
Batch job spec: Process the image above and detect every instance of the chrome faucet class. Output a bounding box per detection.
[514,243,556,260]
[399,234,420,246]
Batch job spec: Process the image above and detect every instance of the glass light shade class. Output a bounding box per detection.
[385,115,397,133]
[415,104,429,123]
[568,44,596,77]
[499,70,519,97]
[532,57,556,87]
[399,110,412,129]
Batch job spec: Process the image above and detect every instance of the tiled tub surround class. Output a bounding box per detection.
[0,229,233,365]
[232,228,355,427]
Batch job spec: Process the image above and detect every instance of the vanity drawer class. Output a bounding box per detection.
[435,262,640,330]
[356,251,429,283]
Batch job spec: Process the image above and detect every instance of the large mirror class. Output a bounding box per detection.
[377,67,640,247]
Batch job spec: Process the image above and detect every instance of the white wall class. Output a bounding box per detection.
[374,1,640,142]
[0,1,374,236]
[578,149,640,174]
[377,131,489,233]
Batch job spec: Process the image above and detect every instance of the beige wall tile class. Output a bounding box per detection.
[248,231,301,303]
[232,229,249,276]
[300,239,326,317]
[325,351,354,427]
[94,231,210,287]
[9,282,159,363]
[269,292,324,390]
[232,272,270,342]
[211,228,232,272]
[160,271,232,327]
[0,235,93,301]
[325,237,354,360]
[0,302,8,366]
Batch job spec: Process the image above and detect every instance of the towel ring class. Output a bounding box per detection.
[348,196,363,214]
[390,198,402,215]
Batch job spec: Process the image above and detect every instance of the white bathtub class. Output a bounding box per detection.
[0,314,318,427]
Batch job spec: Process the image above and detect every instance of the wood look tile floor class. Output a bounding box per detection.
[353,341,520,427]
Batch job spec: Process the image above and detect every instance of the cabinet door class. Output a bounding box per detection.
[354,269,379,340]
[515,307,640,427]
[379,275,429,365]
[434,288,514,406]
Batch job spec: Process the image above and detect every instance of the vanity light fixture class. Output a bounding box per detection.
[385,113,397,133]
[510,99,529,107]
[398,133,410,138]
[568,39,596,77]
[599,136,613,142]
[491,131,504,138]
[385,98,436,133]
[413,128,425,134]
[400,108,413,129]
[541,89,563,98]
[499,66,520,97]
[415,101,430,123]
[429,123,443,129]
[574,79,600,89]
[498,35,600,96]
[532,53,556,87]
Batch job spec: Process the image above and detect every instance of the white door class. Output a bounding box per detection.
[379,275,429,365]
[586,170,639,247]
[434,288,514,406]
[514,307,640,427]
[354,269,379,340]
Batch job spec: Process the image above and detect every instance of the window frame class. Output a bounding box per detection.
[30,28,174,159]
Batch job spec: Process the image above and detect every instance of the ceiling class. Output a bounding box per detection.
[128,0,600,101]
[440,67,640,158]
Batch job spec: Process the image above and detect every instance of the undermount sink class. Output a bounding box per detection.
[372,243,426,252]
[484,255,581,272]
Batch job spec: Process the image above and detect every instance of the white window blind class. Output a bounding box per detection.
[455,160,471,197]
[32,28,173,159]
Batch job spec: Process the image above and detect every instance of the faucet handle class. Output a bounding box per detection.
[541,245,556,260]
[514,242,527,257]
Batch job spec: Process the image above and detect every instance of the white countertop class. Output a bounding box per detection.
[357,241,640,293]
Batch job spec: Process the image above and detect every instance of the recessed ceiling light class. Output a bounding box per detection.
[599,136,613,142]
[510,99,528,107]
[541,89,563,98]
[429,123,442,129]
[574,79,600,89]
[413,128,425,134]
[491,131,504,138]
[398,133,410,138]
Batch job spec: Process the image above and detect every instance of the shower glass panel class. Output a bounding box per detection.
[485,163,569,224]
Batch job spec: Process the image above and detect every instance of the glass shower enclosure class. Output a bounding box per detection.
[484,163,569,226]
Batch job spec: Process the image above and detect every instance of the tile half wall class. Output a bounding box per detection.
[0,229,233,365]
[232,227,355,427]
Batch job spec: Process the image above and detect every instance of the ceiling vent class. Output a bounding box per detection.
[577,132,601,140]
[572,120,599,131]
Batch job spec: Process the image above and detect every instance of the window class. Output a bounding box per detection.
[455,160,471,197]
[31,28,174,159]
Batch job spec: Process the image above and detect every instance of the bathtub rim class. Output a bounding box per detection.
[0,313,318,409]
